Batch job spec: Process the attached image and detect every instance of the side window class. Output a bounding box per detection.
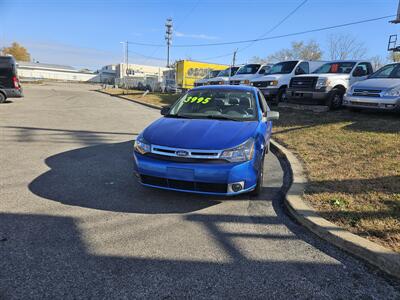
[296,62,309,75]
[258,92,268,113]
[354,63,369,76]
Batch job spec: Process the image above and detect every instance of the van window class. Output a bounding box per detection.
[357,62,373,75]
[235,64,261,75]
[269,61,298,74]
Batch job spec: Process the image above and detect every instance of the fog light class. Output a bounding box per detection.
[228,181,244,193]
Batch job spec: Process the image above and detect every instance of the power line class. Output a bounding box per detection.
[127,14,395,48]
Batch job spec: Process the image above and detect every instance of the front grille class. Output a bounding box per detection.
[230,80,240,85]
[252,81,269,87]
[151,145,221,160]
[353,89,382,97]
[146,153,228,164]
[290,77,317,90]
[140,175,227,193]
[350,101,379,107]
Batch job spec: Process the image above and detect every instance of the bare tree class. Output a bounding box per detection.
[250,56,270,64]
[327,33,367,60]
[387,51,400,63]
[370,55,386,70]
[266,40,323,62]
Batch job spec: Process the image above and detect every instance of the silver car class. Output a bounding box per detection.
[344,63,400,111]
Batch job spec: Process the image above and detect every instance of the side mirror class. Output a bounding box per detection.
[263,111,279,121]
[160,106,171,116]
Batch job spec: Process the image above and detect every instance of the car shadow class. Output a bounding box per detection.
[29,140,221,214]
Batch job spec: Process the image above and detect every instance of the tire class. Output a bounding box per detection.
[326,88,343,110]
[0,93,6,104]
[275,88,287,105]
[250,154,265,197]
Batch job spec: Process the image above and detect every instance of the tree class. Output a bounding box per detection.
[327,34,367,60]
[2,42,31,61]
[387,51,400,63]
[370,55,386,70]
[250,56,270,64]
[266,40,322,62]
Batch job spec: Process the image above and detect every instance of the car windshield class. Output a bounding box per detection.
[313,62,356,74]
[258,65,272,75]
[269,61,298,74]
[218,67,239,77]
[235,64,261,75]
[369,64,400,79]
[209,70,221,78]
[167,89,258,121]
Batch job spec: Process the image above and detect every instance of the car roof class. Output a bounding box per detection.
[191,85,258,93]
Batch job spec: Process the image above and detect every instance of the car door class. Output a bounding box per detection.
[350,62,372,85]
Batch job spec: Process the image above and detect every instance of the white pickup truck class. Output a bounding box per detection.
[229,63,273,85]
[207,66,240,85]
[250,60,325,104]
[287,60,374,109]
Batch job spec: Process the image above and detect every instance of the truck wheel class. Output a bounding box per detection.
[326,89,343,110]
[250,154,265,197]
[275,88,287,104]
[0,93,6,104]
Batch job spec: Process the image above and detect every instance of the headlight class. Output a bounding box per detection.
[241,80,250,85]
[134,135,151,154]
[315,78,329,89]
[384,87,400,97]
[220,138,255,162]
[269,80,278,86]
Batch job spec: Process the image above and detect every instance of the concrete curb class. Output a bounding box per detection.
[96,89,163,110]
[270,139,400,279]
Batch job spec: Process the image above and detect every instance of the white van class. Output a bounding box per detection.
[229,63,273,85]
[207,66,241,85]
[250,60,326,104]
[194,70,222,87]
[287,60,373,109]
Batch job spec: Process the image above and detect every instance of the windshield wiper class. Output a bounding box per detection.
[165,114,192,119]
[204,115,239,121]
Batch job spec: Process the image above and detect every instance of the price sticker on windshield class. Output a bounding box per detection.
[183,96,211,104]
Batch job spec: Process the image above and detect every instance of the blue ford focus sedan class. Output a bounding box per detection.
[133,85,279,196]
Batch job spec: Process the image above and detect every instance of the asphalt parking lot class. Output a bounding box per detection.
[1,82,399,299]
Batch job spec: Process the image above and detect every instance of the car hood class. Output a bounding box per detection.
[208,76,229,82]
[251,74,285,82]
[143,117,258,150]
[230,74,260,81]
[296,73,351,80]
[351,78,400,90]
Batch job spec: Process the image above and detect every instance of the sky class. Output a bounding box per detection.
[0,0,398,70]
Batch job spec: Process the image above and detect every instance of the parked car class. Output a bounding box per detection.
[287,60,373,109]
[0,55,23,103]
[133,85,279,196]
[229,63,266,85]
[251,60,326,104]
[194,70,222,87]
[343,62,400,111]
[207,66,241,85]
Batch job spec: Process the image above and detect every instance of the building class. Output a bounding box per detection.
[17,61,101,82]
[115,63,169,91]
[98,64,117,84]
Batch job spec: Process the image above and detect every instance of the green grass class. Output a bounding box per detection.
[272,107,400,252]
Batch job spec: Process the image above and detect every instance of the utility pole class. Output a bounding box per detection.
[125,41,129,75]
[165,18,173,67]
[232,49,238,66]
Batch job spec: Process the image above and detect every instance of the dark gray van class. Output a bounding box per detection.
[0,56,23,103]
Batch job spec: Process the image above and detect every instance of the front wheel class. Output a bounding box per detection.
[275,88,287,105]
[250,155,265,197]
[326,89,343,110]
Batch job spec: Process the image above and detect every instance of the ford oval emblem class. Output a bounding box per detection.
[176,150,189,157]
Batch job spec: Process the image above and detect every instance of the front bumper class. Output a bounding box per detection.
[133,152,258,195]
[343,95,400,110]
[259,87,279,98]
[286,88,330,103]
